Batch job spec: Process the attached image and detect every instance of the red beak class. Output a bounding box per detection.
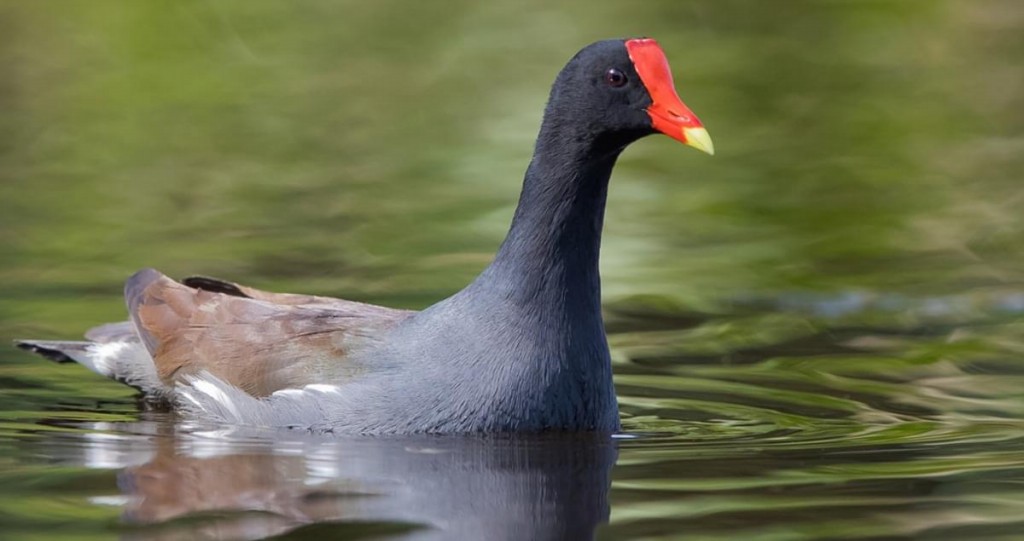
[625,38,714,155]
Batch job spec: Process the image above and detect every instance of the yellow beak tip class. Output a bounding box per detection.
[682,127,715,156]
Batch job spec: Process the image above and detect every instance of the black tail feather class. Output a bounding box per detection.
[15,340,82,364]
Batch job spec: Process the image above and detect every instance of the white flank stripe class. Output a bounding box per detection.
[192,379,242,421]
[306,384,341,394]
[178,389,204,410]
[272,389,306,399]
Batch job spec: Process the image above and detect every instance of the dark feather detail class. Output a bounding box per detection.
[15,340,84,364]
[182,276,252,298]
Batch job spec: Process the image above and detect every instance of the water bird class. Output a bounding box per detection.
[17,38,714,434]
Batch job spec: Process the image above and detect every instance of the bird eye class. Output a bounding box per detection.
[604,68,627,88]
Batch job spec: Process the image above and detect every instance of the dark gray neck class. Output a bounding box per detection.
[407,116,623,431]
[472,120,622,317]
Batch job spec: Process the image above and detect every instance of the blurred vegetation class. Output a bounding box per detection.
[1,0,1021,325]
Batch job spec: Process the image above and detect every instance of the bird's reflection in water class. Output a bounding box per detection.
[47,420,617,540]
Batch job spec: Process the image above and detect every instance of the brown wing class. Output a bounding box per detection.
[125,268,412,396]
[181,275,335,306]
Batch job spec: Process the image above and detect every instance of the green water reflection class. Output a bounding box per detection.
[1,0,1023,540]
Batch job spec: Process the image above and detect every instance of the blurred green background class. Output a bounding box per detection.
[2,0,1021,326]
[1,1,1023,540]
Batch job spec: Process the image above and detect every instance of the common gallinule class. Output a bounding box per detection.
[17,38,713,434]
